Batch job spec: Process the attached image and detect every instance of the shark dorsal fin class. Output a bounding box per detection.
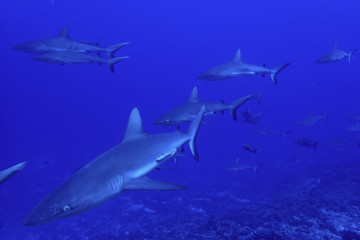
[334,41,337,49]
[57,27,69,38]
[188,87,199,102]
[233,49,242,63]
[123,108,145,141]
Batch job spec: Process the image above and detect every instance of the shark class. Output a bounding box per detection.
[12,27,129,58]
[224,158,264,172]
[33,51,128,72]
[0,162,27,185]
[347,122,360,132]
[23,106,205,226]
[252,127,293,139]
[242,108,264,125]
[198,49,290,85]
[316,42,357,63]
[297,110,333,126]
[153,86,255,126]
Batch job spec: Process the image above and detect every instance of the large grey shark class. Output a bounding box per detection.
[0,162,26,185]
[316,42,357,63]
[12,27,129,58]
[33,51,128,72]
[153,86,255,126]
[23,107,205,226]
[198,49,290,85]
[297,110,333,126]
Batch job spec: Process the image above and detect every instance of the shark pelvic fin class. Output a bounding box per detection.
[57,27,69,38]
[124,176,187,191]
[188,87,199,102]
[123,108,145,141]
[233,49,242,63]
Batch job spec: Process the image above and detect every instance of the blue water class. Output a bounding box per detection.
[1,0,360,239]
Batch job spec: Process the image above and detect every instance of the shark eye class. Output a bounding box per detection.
[63,204,71,212]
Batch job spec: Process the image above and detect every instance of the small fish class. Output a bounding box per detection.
[242,144,258,153]
[296,138,318,149]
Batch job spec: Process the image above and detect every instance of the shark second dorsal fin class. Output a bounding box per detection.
[123,108,145,141]
[188,87,199,102]
[57,27,69,38]
[233,49,242,63]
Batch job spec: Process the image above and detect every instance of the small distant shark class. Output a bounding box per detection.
[33,51,128,72]
[0,162,27,185]
[252,127,293,139]
[347,122,360,132]
[242,108,264,125]
[153,86,255,126]
[297,111,333,126]
[296,138,318,150]
[12,27,129,58]
[316,42,357,64]
[198,49,290,85]
[325,138,359,148]
[23,107,205,226]
[224,158,264,172]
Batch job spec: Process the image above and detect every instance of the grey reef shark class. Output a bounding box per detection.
[23,106,205,226]
[33,51,128,72]
[198,49,290,85]
[153,86,257,126]
[316,42,356,63]
[12,27,129,58]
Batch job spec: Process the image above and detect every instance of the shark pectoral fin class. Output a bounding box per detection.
[124,176,187,191]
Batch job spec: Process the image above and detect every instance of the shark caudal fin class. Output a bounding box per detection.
[325,110,333,122]
[187,105,206,161]
[348,49,357,63]
[251,90,266,104]
[106,42,130,58]
[270,63,290,85]
[229,95,253,121]
[108,56,129,72]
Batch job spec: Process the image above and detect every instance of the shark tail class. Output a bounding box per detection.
[254,162,265,172]
[187,105,206,161]
[106,42,130,58]
[107,56,129,73]
[313,142,319,150]
[251,90,266,104]
[325,110,333,122]
[270,63,290,85]
[348,49,357,63]
[283,129,293,139]
[229,95,253,121]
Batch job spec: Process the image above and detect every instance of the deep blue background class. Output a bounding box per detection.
[1,0,360,238]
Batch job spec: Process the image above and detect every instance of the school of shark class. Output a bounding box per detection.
[2,25,359,230]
